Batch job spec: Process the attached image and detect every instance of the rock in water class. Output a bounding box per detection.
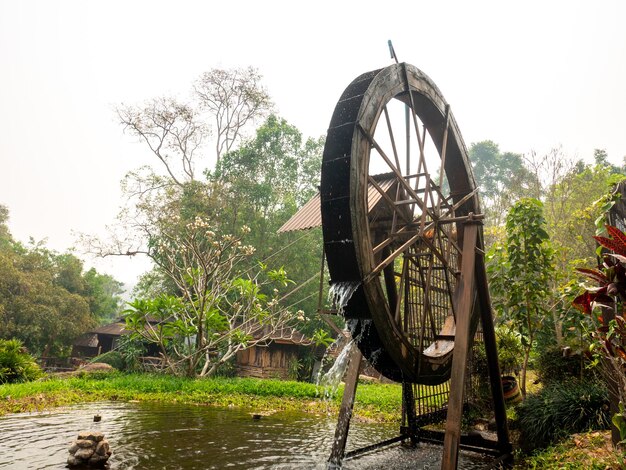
[67,431,111,467]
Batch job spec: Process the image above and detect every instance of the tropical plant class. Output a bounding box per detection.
[573,224,626,422]
[0,339,42,384]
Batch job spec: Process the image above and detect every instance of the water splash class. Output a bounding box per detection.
[317,340,356,399]
[328,281,361,315]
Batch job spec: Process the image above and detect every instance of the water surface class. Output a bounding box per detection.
[0,401,492,469]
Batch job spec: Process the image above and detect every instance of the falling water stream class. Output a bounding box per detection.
[316,340,355,398]
[328,281,361,315]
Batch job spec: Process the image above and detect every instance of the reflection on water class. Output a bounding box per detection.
[0,401,491,469]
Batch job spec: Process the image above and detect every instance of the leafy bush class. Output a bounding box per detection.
[0,339,42,384]
[496,325,524,375]
[517,380,611,452]
[90,351,125,370]
[535,345,590,385]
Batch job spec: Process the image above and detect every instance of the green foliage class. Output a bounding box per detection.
[0,206,124,355]
[517,380,610,452]
[91,335,147,372]
[211,115,326,330]
[488,198,555,396]
[90,351,125,370]
[311,329,334,347]
[535,345,590,385]
[82,268,124,322]
[544,163,625,274]
[516,430,620,469]
[573,223,626,442]
[612,402,626,447]
[469,141,531,226]
[496,325,524,375]
[0,339,42,384]
[123,216,308,378]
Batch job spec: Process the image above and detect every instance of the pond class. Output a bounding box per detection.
[0,401,493,469]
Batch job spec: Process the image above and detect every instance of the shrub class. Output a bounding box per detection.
[90,351,124,370]
[535,345,591,385]
[517,380,611,452]
[0,339,42,384]
[496,325,524,375]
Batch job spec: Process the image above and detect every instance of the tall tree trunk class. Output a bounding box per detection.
[520,345,531,398]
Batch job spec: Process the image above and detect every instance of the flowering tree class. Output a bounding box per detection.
[124,215,305,377]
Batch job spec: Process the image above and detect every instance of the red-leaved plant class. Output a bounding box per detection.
[573,225,626,447]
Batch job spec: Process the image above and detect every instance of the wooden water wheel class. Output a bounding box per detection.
[320,62,511,469]
[321,63,482,385]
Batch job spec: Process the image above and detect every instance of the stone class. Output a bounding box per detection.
[88,454,108,466]
[77,431,104,442]
[68,432,111,468]
[75,439,95,448]
[95,440,110,456]
[74,447,94,460]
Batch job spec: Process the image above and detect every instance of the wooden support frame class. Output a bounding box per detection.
[441,220,479,469]
[328,345,363,468]
[319,62,512,468]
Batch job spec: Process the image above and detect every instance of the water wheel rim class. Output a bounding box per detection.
[321,63,481,383]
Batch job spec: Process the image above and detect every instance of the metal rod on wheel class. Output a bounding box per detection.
[328,345,363,469]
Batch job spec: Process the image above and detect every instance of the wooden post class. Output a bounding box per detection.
[475,253,511,455]
[441,221,479,470]
[402,381,418,445]
[328,345,363,469]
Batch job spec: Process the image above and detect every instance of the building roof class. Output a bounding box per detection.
[83,318,313,347]
[92,322,128,336]
[277,173,396,233]
[73,333,99,348]
[245,323,314,346]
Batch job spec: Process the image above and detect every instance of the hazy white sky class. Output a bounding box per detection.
[1,0,625,286]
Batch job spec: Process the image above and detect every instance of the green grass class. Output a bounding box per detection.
[513,431,621,469]
[0,372,403,423]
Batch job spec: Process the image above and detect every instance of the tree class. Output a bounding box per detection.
[194,67,272,162]
[0,244,94,356]
[213,114,322,240]
[117,98,206,187]
[83,268,125,322]
[0,206,124,354]
[123,214,304,377]
[487,198,554,397]
[117,67,272,193]
[469,141,530,227]
[212,115,325,327]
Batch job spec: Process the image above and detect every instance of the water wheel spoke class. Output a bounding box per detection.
[357,123,436,222]
[436,105,451,212]
[367,175,412,225]
[383,105,402,172]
